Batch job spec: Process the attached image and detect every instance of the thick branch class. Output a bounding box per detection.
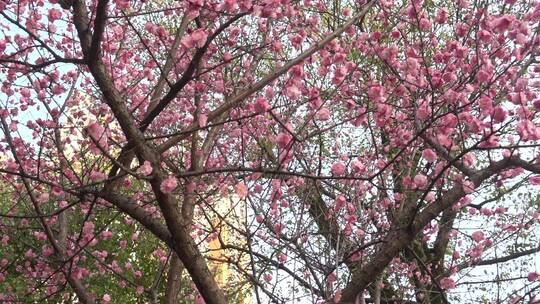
[89,0,109,63]
[72,2,227,302]
[140,12,249,130]
[457,245,540,271]
[340,156,540,302]
[158,1,376,152]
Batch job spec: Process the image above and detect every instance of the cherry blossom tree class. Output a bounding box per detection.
[0,0,540,303]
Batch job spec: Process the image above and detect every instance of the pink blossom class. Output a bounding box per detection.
[160,176,177,194]
[51,85,64,95]
[34,231,47,241]
[335,195,346,210]
[191,29,208,48]
[36,193,49,204]
[492,106,507,123]
[87,122,105,139]
[528,272,539,282]
[436,133,453,148]
[517,120,540,141]
[416,101,432,120]
[425,192,436,203]
[138,161,153,176]
[83,222,95,235]
[286,85,301,99]
[368,85,385,102]
[490,15,514,32]
[479,96,493,113]
[198,114,208,128]
[86,122,109,152]
[476,69,491,83]
[181,29,208,48]
[478,30,492,43]
[195,295,205,304]
[422,149,437,162]
[263,274,272,282]
[419,18,432,30]
[351,159,365,173]
[333,291,342,303]
[20,88,31,98]
[327,271,337,284]
[316,108,331,121]
[462,180,475,194]
[436,9,448,24]
[273,222,283,235]
[406,58,419,71]
[25,249,35,260]
[235,181,248,199]
[533,100,540,111]
[414,174,428,188]
[481,208,493,216]
[221,0,238,12]
[102,294,111,304]
[529,176,540,185]
[331,162,346,176]
[90,171,107,182]
[48,8,62,21]
[439,277,456,289]
[471,230,485,243]
[254,97,270,113]
[276,133,292,148]
[101,230,113,240]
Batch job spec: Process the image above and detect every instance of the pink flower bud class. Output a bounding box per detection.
[331,162,346,176]
[471,230,485,243]
[160,176,177,194]
[422,149,437,162]
[414,174,428,188]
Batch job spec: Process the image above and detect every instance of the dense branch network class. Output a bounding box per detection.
[0,0,539,303]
